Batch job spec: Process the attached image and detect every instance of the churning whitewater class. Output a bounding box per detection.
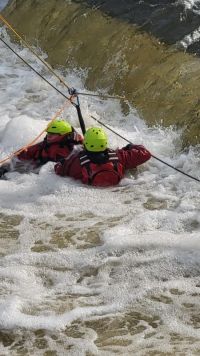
[0,29,200,355]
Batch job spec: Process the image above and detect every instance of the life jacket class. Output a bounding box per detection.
[38,132,82,164]
[79,149,124,187]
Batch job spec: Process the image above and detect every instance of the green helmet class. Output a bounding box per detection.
[84,127,108,152]
[46,119,72,135]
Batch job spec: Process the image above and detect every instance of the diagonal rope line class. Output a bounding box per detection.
[0,13,125,100]
[0,13,71,88]
[0,100,71,165]
[0,36,75,104]
[1,14,199,183]
[91,115,200,184]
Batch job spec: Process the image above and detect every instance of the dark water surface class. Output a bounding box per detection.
[81,0,200,53]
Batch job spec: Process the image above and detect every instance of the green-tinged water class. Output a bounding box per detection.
[1,1,200,355]
[1,204,200,355]
[3,0,200,145]
[0,213,22,256]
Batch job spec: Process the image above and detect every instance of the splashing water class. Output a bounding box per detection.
[0,30,200,355]
[179,0,200,11]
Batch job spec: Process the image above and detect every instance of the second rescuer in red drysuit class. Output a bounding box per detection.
[0,119,83,178]
[55,127,151,186]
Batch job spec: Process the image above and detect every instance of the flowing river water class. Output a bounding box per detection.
[0,1,200,355]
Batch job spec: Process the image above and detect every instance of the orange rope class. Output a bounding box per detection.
[0,15,80,165]
[0,13,70,90]
[0,13,125,101]
[0,99,72,165]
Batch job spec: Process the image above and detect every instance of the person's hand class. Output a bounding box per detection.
[124,143,134,150]
[124,143,144,151]
[0,167,8,178]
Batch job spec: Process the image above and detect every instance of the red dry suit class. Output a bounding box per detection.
[55,144,151,187]
[17,131,83,166]
[0,131,83,177]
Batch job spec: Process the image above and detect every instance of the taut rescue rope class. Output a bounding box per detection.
[0,14,124,101]
[0,15,199,183]
[0,100,71,165]
[91,116,200,184]
[0,36,84,133]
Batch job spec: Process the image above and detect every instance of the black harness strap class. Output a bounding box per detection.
[37,133,81,164]
[37,138,49,164]
[79,152,93,184]
[79,150,120,184]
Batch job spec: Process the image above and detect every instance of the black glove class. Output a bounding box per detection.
[0,167,8,178]
[124,143,143,151]
[124,143,134,150]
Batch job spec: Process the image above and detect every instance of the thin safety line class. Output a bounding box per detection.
[91,115,200,184]
[0,13,124,100]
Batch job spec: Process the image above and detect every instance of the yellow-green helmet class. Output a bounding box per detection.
[84,127,108,152]
[46,119,72,135]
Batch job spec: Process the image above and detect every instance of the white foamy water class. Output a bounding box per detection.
[0,30,200,355]
[179,0,200,11]
[176,0,200,49]
[177,25,200,49]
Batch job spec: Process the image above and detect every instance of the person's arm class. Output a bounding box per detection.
[17,142,42,161]
[117,144,151,170]
[55,152,82,179]
[0,143,44,178]
[0,164,9,178]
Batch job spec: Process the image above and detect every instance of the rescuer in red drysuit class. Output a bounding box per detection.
[0,119,83,178]
[54,126,151,187]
